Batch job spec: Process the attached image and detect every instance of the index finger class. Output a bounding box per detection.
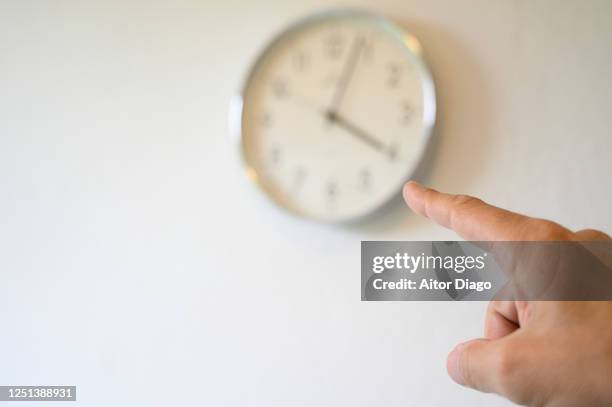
[402,181,568,241]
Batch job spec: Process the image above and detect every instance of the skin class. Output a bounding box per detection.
[402,181,612,407]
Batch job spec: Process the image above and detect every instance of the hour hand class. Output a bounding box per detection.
[326,111,391,157]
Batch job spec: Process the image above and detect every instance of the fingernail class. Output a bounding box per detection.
[405,180,424,191]
[447,343,466,385]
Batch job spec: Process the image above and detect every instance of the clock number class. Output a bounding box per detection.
[361,38,374,61]
[388,144,398,161]
[294,167,306,189]
[401,101,413,125]
[272,79,289,98]
[360,168,371,189]
[270,147,281,166]
[293,50,309,72]
[324,33,344,59]
[326,181,338,200]
[258,112,271,127]
[388,63,401,88]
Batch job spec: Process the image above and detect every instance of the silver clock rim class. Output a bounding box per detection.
[228,8,437,224]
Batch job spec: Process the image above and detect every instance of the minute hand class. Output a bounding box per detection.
[328,36,364,113]
[329,112,388,155]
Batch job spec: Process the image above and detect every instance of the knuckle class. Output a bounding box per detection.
[452,194,480,208]
[495,346,518,382]
[449,195,483,227]
[529,219,571,240]
[494,346,528,403]
[489,300,505,311]
[485,301,496,317]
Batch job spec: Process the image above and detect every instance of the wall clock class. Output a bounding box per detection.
[231,10,436,222]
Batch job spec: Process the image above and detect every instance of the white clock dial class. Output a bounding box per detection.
[233,11,436,222]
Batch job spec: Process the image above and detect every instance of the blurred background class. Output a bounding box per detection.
[1,0,610,406]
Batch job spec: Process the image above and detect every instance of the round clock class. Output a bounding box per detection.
[231,10,436,222]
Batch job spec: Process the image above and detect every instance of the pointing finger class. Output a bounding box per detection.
[402,181,572,241]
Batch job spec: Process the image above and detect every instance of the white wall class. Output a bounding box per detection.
[1,1,610,406]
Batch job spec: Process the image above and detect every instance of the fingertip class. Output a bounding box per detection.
[404,179,423,192]
[402,180,425,208]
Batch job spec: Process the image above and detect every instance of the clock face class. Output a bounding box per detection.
[235,11,436,222]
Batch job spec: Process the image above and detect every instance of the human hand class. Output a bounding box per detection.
[403,181,612,406]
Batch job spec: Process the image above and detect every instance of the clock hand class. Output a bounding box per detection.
[288,93,391,157]
[327,111,391,157]
[327,35,364,115]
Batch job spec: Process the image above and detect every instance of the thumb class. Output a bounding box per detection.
[447,338,521,396]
